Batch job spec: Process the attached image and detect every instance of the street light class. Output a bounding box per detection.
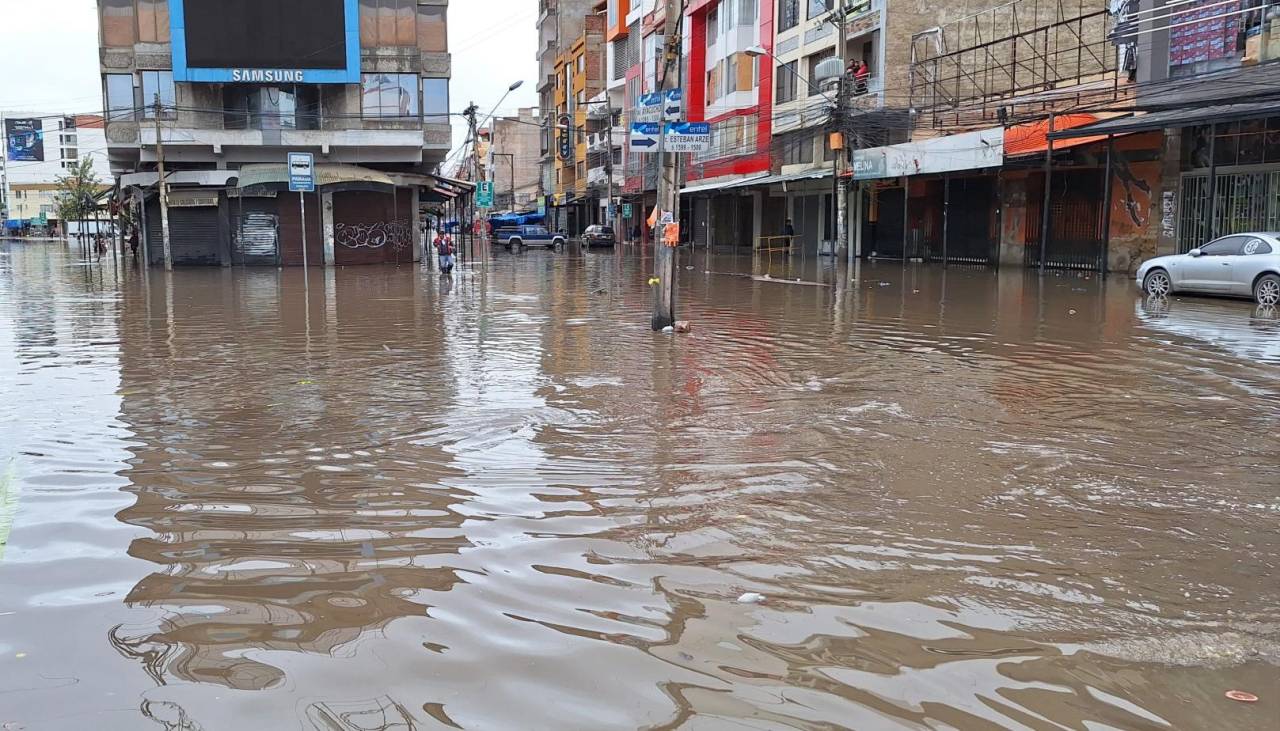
[483,80,525,187]
[744,45,837,104]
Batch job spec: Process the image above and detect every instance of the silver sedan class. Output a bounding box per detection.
[1137,233,1280,306]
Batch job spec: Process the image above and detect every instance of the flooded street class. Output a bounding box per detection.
[1,240,1277,730]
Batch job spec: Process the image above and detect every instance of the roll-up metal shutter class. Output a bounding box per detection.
[233,198,279,265]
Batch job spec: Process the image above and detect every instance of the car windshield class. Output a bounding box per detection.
[599,227,613,234]
[525,226,549,235]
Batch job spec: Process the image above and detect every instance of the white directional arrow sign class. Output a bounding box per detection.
[628,122,660,152]
[663,89,683,122]
[662,122,711,153]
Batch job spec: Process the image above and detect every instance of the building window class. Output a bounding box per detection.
[63,148,79,161]
[101,0,136,46]
[739,0,757,23]
[807,0,832,19]
[417,5,447,52]
[137,0,170,43]
[778,0,799,31]
[140,70,175,118]
[422,78,449,123]
[806,48,834,96]
[720,0,736,34]
[707,7,719,47]
[359,0,417,47]
[776,61,797,103]
[781,134,813,165]
[361,73,420,118]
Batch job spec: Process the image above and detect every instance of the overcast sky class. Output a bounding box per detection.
[0,0,540,158]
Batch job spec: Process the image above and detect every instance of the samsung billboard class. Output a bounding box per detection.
[172,0,359,84]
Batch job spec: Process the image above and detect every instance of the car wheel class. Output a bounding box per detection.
[1254,273,1280,306]
[1143,269,1172,298]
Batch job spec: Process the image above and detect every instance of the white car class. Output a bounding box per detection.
[1138,233,1280,306]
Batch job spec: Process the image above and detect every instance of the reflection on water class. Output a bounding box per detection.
[0,241,1277,730]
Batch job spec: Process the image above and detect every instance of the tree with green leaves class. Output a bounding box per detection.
[55,157,104,254]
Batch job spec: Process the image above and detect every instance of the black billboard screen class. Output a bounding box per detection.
[182,0,348,70]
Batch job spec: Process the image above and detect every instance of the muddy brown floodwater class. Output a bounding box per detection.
[0,241,1277,730]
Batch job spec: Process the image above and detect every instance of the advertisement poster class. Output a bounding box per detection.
[1168,0,1240,66]
[5,118,44,162]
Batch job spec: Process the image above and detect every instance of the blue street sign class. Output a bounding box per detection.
[663,122,711,153]
[663,89,683,122]
[629,122,661,151]
[288,152,315,192]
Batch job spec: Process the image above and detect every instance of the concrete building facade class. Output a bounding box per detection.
[97,0,456,266]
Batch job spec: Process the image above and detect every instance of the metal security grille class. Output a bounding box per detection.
[1179,170,1280,252]
[235,211,279,263]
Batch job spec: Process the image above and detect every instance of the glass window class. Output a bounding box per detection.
[1201,237,1245,256]
[137,0,170,43]
[707,7,718,46]
[105,74,135,121]
[1242,237,1273,255]
[101,0,136,46]
[807,48,834,96]
[422,78,449,123]
[140,70,175,119]
[721,0,735,34]
[778,0,799,31]
[776,61,797,103]
[807,0,833,18]
[361,73,420,118]
[739,0,757,23]
[361,0,416,47]
[417,5,447,52]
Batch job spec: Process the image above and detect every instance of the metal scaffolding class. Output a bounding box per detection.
[909,0,1122,129]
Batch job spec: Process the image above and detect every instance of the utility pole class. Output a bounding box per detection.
[153,94,172,270]
[651,0,682,331]
[834,1,850,266]
[604,93,619,238]
[464,101,480,253]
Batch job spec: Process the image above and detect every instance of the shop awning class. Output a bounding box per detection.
[1049,100,1280,140]
[727,168,832,189]
[235,164,396,191]
[681,173,769,195]
[1006,114,1111,155]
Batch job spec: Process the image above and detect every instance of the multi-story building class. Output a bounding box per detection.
[98,0,454,266]
[538,0,596,221]
[487,108,544,211]
[552,14,606,234]
[678,0,776,250]
[2,114,111,235]
[584,91,624,228]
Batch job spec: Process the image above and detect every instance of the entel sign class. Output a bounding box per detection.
[231,69,306,83]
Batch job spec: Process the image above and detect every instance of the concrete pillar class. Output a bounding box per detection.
[751,191,762,249]
[322,191,335,267]
[410,188,421,263]
[998,172,1029,268]
[1156,127,1183,258]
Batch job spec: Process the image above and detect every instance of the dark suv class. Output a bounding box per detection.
[582,225,616,248]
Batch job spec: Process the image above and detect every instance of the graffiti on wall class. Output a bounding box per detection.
[335,221,412,251]
[1109,157,1159,237]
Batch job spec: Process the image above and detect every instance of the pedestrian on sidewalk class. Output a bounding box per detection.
[783,218,795,251]
[436,233,455,275]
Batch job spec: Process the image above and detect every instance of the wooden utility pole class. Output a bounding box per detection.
[651,0,683,331]
[153,95,172,270]
[464,101,480,254]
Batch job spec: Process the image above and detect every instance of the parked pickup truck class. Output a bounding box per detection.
[501,225,565,251]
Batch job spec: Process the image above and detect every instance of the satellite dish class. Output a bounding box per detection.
[814,57,846,83]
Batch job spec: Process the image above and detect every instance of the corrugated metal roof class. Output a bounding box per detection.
[1051,101,1280,139]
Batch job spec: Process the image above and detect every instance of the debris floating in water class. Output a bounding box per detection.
[737,592,765,604]
[674,321,691,333]
[1225,690,1259,703]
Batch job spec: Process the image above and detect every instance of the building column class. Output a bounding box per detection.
[322,191,336,267]
[751,191,762,250]
[410,188,421,263]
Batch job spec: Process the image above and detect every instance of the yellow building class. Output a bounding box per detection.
[551,14,604,234]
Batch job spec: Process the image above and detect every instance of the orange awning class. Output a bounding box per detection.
[1004,114,1111,156]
